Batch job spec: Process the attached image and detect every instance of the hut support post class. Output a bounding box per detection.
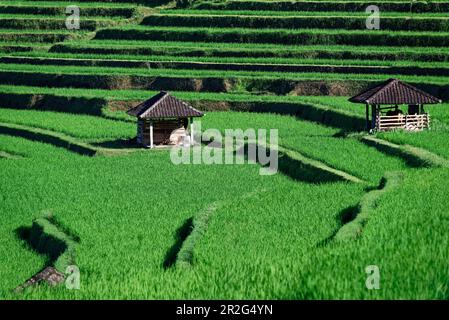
[365,104,370,130]
[137,119,143,145]
[190,117,194,145]
[371,105,377,131]
[149,121,154,149]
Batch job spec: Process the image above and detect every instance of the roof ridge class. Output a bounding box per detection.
[128,91,204,119]
[366,78,397,102]
[138,91,169,118]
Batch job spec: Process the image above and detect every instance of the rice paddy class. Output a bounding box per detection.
[0,0,448,300]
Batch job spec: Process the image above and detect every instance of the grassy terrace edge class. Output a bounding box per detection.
[94,26,449,47]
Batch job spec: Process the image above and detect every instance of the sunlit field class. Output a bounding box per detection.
[1,0,448,300]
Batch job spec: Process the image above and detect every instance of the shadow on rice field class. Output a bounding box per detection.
[0,124,96,156]
[163,217,194,270]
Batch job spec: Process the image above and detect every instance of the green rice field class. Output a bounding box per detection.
[0,0,448,300]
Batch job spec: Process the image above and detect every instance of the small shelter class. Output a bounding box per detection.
[349,78,442,132]
[127,91,204,148]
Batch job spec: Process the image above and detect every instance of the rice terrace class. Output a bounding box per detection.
[0,0,449,302]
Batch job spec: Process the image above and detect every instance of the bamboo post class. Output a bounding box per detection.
[137,119,143,145]
[190,117,194,145]
[366,104,370,131]
[150,121,154,149]
[371,105,378,131]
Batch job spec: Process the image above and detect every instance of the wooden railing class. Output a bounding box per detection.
[376,113,430,132]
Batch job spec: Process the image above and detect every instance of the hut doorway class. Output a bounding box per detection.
[138,118,189,147]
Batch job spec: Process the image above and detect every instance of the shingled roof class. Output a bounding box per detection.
[349,78,442,105]
[127,91,204,119]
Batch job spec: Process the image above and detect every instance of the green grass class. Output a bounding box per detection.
[0,84,341,101]
[0,0,448,300]
[0,131,74,159]
[1,104,448,299]
[0,29,88,43]
[161,9,449,18]
[0,110,367,299]
[377,122,449,159]
[284,135,407,183]
[49,40,449,64]
[143,11,449,32]
[95,25,449,48]
[0,29,87,34]
[9,51,449,69]
[334,171,404,242]
[0,14,126,20]
[27,216,78,273]
[201,111,408,183]
[194,0,449,11]
[54,40,449,54]
[0,1,139,8]
[1,63,448,86]
[296,167,449,299]
[0,109,135,140]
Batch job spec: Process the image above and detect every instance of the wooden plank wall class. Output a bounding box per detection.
[138,118,187,146]
[377,114,430,131]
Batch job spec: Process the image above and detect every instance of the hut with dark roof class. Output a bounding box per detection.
[127,91,204,148]
[349,78,442,132]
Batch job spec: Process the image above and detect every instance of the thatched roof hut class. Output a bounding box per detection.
[127,91,204,148]
[349,79,442,131]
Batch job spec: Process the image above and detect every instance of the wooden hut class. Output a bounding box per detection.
[349,78,442,132]
[127,91,204,148]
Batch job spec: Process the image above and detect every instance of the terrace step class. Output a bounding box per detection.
[193,0,449,13]
[0,31,71,43]
[164,9,449,18]
[1,65,449,97]
[0,4,136,17]
[3,55,449,77]
[362,136,449,168]
[0,121,140,157]
[0,88,368,130]
[95,26,449,47]
[0,149,22,158]
[143,13,449,32]
[0,121,97,156]
[0,17,119,31]
[0,44,35,53]
[332,171,403,242]
[278,145,365,184]
[50,42,449,63]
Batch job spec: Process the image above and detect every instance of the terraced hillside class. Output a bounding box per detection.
[1,0,449,300]
[2,0,449,103]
